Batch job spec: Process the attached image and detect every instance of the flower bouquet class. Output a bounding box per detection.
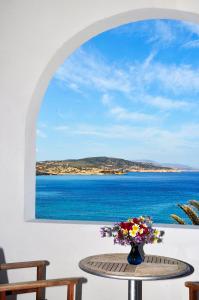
[100,216,164,265]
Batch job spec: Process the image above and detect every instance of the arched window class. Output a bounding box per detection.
[35,19,199,225]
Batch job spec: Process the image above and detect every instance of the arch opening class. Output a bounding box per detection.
[27,6,199,225]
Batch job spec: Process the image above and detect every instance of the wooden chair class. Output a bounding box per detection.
[0,260,82,300]
[185,282,199,300]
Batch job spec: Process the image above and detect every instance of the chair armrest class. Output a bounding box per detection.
[0,260,49,270]
[0,278,81,292]
[0,260,50,300]
[185,282,199,290]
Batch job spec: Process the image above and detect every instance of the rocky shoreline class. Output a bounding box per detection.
[36,157,180,175]
[36,170,180,175]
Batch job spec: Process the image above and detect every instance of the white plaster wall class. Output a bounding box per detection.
[0,1,199,299]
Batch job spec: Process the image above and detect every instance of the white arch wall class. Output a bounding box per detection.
[0,1,199,300]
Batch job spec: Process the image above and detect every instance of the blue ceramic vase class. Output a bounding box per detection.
[127,243,145,265]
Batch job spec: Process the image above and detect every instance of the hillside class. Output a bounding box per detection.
[36,156,178,175]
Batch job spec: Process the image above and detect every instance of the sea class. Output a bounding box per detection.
[36,172,199,224]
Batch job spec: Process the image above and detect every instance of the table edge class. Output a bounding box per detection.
[79,253,194,281]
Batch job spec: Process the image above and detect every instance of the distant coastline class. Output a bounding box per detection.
[36,156,181,176]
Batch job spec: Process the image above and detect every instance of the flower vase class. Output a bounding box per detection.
[127,243,145,265]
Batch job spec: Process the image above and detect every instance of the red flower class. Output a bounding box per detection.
[139,224,149,235]
[117,230,124,239]
[133,218,139,224]
[120,222,132,230]
[143,227,149,235]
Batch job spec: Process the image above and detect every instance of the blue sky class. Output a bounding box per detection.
[37,19,199,167]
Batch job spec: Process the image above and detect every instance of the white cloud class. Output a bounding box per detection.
[143,95,192,110]
[180,21,199,48]
[101,93,157,122]
[113,20,199,50]
[51,123,143,139]
[36,129,47,138]
[142,50,157,69]
[101,93,112,106]
[38,122,47,128]
[178,123,199,139]
[112,20,175,47]
[183,39,199,48]
[181,21,199,36]
[55,48,132,95]
[145,63,199,95]
[68,82,81,92]
[52,122,199,150]
[53,125,69,131]
[147,20,175,46]
[110,106,155,121]
[55,48,199,102]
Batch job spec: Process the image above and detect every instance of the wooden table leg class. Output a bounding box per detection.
[128,280,142,300]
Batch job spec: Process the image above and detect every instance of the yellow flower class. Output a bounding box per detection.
[129,230,137,237]
[122,229,128,235]
[154,229,160,237]
[153,237,159,244]
[132,224,139,232]
[139,228,144,234]
[129,224,139,237]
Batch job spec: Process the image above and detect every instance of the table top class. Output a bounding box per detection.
[79,253,194,281]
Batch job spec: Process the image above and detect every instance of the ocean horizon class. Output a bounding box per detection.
[36,172,199,224]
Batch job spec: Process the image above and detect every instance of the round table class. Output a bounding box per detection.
[79,253,194,300]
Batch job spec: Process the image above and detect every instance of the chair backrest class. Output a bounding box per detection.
[0,248,16,300]
[185,281,199,300]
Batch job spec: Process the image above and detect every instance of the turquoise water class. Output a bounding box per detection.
[36,172,199,224]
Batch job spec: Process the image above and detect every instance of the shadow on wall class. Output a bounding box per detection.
[0,248,16,300]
